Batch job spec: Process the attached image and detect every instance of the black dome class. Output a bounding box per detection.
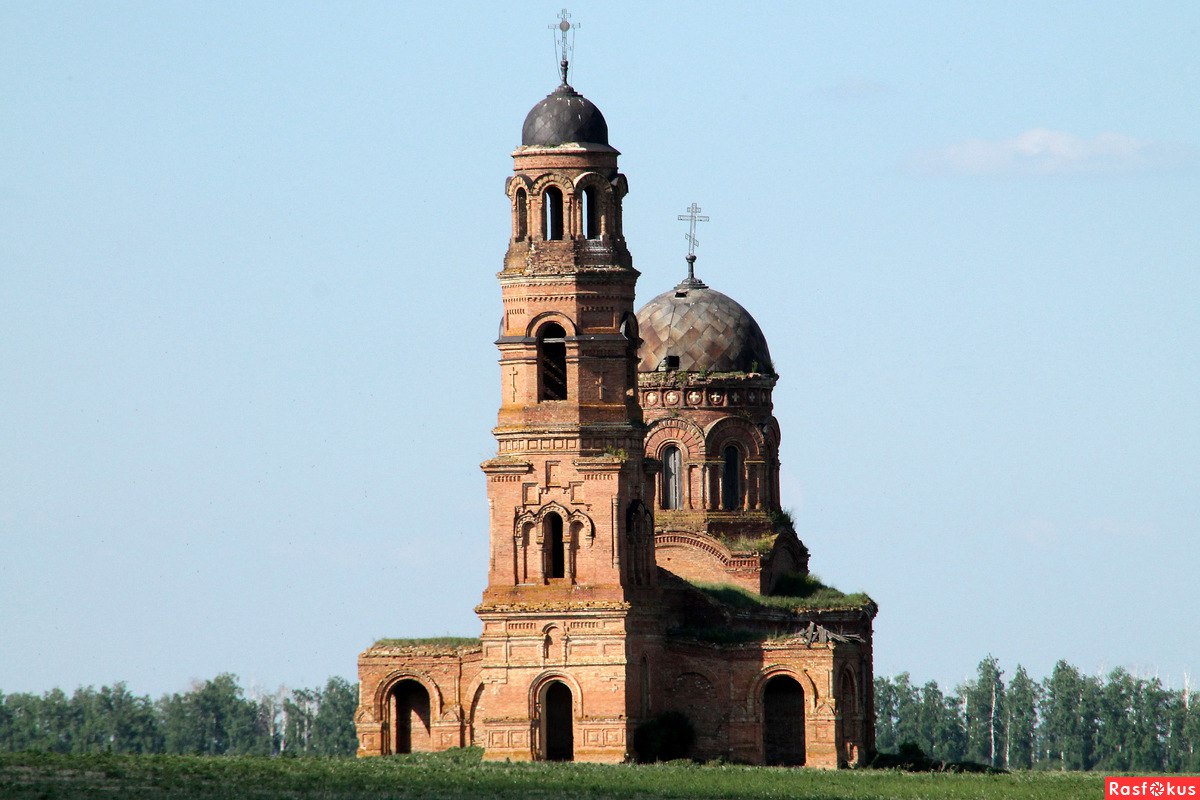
[636,280,773,375]
[521,83,609,147]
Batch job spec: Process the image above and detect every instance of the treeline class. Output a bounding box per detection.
[877,657,1200,773]
[0,674,357,756]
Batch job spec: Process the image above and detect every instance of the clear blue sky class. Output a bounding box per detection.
[2,2,1197,699]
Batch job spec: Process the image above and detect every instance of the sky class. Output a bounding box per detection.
[2,2,1198,700]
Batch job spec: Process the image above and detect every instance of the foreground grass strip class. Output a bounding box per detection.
[0,750,1103,800]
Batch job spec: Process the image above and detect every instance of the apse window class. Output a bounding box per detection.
[662,445,683,510]
[722,445,742,511]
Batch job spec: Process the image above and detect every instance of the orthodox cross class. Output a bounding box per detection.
[549,9,578,85]
[595,373,606,401]
[510,367,518,403]
[677,202,710,283]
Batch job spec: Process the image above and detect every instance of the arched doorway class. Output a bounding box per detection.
[542,681,574,761]
[763,675,805,766]
[384,679,431,755]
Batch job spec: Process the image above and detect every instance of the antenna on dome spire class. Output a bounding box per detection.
[549,9,578,85]
[677,202,710,287]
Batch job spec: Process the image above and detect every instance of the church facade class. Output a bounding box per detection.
[354,64,876,769]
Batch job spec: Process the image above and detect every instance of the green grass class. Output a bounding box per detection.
[724,534,777,555]
[371,637,481,650]
[0,749,1103,799]
[692,577,874,612]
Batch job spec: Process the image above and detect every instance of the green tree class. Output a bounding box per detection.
[159,689,196,754]
[892,673,922,750]
[915,680,966,763]
[251,688,285,755]
[1182,689,1200,772]
[873,676,898,753]
[313,677,359,756]
[40,688,73,753]
[96,683,162,754]
[283,688,319,754]
[3,693,42,751]
[0,692,9,751]
[1097,667,1136,770]
[69,686,103,753]
[964,656,1006,768]
[1128,676,1171,772]
[938,688,968,762]
[161,674,267,755]
[1006,664,1038,769]
[1039,660,1100,770]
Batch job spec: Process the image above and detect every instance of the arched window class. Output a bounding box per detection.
[662,445,682,510]
[537,323,567,401]
[840,669,858,715]
[515,188,528,240]
[721,445,741,511]
[545,513,565,579]
[581,186,600,239]
[542,186,564,240]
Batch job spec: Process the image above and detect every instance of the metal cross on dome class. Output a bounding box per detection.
[678,202,710,258]
[677,202,711,286]
[550,9,578,84]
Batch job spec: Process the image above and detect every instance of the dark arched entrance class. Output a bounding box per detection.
[384,679,431,754]
[543,681,574,761]
[763,675,805,766]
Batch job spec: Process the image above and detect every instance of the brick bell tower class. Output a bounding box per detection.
[473,47,656,762]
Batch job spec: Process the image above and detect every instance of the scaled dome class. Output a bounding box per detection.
[636,279,773,374]
[521,83,610,147]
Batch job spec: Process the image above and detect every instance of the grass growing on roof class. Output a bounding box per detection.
[372,636,481,649]
[692,575,873,612]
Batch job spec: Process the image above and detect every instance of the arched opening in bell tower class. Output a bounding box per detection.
[515,188,528,240]
[545,512,565,579]
[537,323,568,401]
[542,186,564,240]
[581,185,600,239]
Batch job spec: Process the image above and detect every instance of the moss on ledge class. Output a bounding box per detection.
[692,575,873,612]
[723,534,776,555]
[370,636,481,651]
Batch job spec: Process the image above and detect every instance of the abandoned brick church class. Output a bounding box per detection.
[354,53,877,768]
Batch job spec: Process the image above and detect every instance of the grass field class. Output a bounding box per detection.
[0,748,1105,799]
